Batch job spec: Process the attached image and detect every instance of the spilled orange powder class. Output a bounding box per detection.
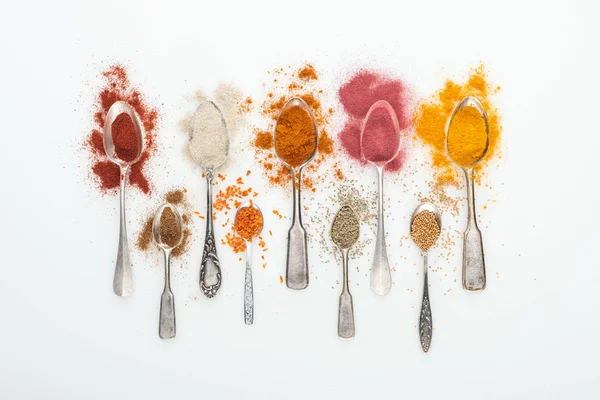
[414,63,501,186]
[242,63,343,189]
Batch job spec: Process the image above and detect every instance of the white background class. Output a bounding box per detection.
[1,0,599,398]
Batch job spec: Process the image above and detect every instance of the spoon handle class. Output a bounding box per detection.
[244,244,254,325]
[113,168,133,297]
[200,173,222,298]
[159,250,176,339]
[463,169,486,291]
[370,165,392,296]
[286,171,308,290]
[338,249,355,339]
[419,254,432,352]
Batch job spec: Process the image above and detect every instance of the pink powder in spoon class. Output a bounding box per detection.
[338,70,412,171]
[361,105,399,163]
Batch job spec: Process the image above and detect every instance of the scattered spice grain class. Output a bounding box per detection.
[234,205,264,241]
[330,206,360,249]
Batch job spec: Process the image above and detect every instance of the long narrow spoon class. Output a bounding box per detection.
[103,101,144,297]
[330,205,360,340]
[190,101,230,298]
[410,202,441,353]
[152,203,183,339]
[446,96,489,291]
[274,98,318,290]
[234,202,264,325]
[361,100,400,296]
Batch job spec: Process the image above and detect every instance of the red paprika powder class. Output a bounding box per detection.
[111,113,139,162]
[85,64,159,194]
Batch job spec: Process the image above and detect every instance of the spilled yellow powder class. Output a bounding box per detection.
[447,105,487,167]
[414,63,501,185]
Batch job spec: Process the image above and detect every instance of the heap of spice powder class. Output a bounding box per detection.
[233,204,264,241]
[274,105,316,167]
[410,210,441,252]
[361,103,400,163]
[447,105,488,167]
[337,70,412,171]
[110,113,139,162]
[243,63,343,190]
[159,207,182,248]
[85,64,159,194]
[414,63,501,186]
[138,189,192,258]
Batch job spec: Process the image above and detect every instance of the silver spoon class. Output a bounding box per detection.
[152,203,183,339]
[361,100,401,296]
[190,101,230,298]
[103,101,144,297]
[410,202,442,353]
[330,205,360,340]
[274,98,318,290]
[446,96,489,291]
[234,202,264,325]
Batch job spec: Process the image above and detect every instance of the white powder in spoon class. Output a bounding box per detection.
[189,102,229,170]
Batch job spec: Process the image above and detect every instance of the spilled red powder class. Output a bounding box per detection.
[338,71,412,171]
[85,64,159,194]
[362,104,400,163]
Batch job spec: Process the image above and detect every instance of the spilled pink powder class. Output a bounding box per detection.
[338,71,412,171]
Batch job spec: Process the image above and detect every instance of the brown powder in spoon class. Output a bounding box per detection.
[159,207,182,248]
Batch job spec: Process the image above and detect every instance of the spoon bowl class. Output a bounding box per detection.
[190,100,230,171]
[152,203,184,251]
[152,203,183,340]
[410,202,442,242]
[360,99,401,167]
[235,202,264,325]
[234,202,264,242]
[330,205,360,250]
[445,96,489,170]
[103,101,144,168]
[274,97,319,171]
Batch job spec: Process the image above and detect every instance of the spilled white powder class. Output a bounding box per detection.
[189,102,229,169]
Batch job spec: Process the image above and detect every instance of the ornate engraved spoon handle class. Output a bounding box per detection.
[200,172,222,298]
[419,254,432,352]
[244,242,253,325]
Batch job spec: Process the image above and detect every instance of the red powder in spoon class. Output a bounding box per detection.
[338,71,412,171]
[361,106,399,163]
[111,113,139,162]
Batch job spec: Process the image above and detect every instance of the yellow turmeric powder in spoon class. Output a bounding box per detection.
[447,105,487,167]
